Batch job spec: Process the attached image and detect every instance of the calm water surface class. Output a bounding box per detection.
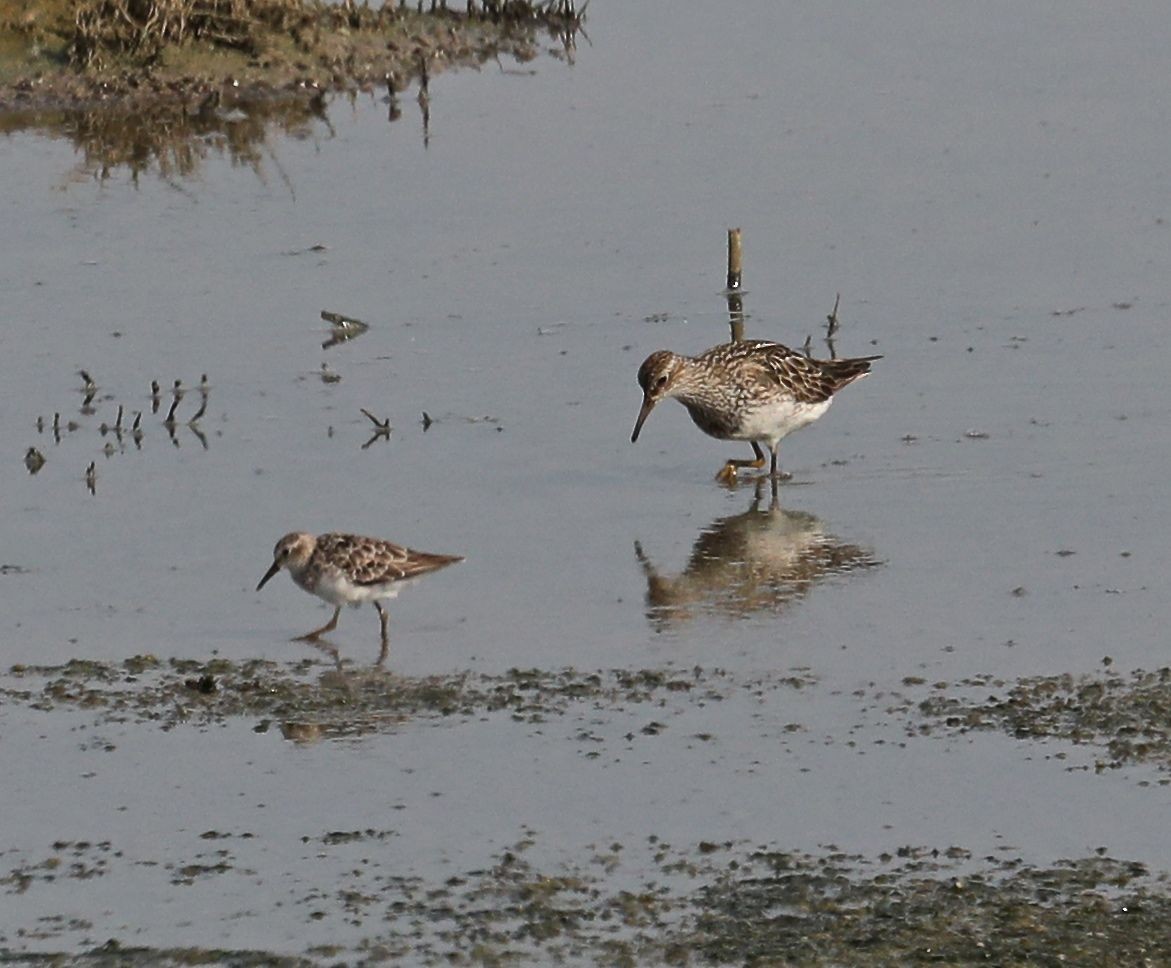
[3,0,1171,956]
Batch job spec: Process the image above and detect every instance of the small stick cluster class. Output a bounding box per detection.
[27,370,214,494]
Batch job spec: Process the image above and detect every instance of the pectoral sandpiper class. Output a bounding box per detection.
[631,339,880,481]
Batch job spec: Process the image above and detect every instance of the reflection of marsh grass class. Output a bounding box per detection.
[0,72,330,182]
[58,93,326,180]
[1,0,584,178]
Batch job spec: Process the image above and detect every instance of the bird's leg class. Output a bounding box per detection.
[716,442,767,483]
[293,606,341,642]
[769,445,792,482]
[374,601,390,663]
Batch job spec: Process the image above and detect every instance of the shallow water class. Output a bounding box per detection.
[4,0,1171,958]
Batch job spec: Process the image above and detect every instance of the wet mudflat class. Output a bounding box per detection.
[5,0,1171,963]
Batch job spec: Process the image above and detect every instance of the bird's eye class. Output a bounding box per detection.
[655,375,668,389]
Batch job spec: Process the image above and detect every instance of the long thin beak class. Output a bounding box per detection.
[256,560,281,591]
[631,395,656,443]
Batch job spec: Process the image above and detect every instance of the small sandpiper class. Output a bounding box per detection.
[257,532,463,661]
[631,339,880,481]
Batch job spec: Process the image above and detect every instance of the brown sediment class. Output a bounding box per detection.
[7,833,1171,962]
[912,665,1171,775]
[1,1,583,108]
[0,1,583,176]
[1,656,813,736]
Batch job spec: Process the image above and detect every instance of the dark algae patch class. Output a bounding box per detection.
[912,666,1171,776]
[679,848,1171,967]
[10,658,1171,963]
[12,656,1171,777]
[1,656,814,737]
[0,941,315,966]
[5,840,1171,965]
[9,661,1171,963]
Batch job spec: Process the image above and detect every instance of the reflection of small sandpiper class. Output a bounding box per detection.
[257,532,462,663]
[632,339,880,481]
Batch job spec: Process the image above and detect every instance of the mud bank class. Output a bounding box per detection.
[0,0,583,110]
[0,1,582,176]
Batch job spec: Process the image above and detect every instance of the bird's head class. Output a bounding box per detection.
[631,351,684,442]
[257,532,316,590]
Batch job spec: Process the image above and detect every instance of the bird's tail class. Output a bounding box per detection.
[825,355,881,391]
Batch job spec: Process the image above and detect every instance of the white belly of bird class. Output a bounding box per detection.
[735,397,832,446]
[309,570,407,607]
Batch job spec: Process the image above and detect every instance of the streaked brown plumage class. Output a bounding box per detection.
[257,532,462,661]
[631,339,880,480]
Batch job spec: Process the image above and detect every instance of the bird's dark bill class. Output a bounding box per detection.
[256,560,281,591]
[631,396,656,443]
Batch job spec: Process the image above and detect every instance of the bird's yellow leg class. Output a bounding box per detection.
[716,442,767,483]
[294,606,341,642]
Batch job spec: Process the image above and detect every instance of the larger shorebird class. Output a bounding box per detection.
[631,339,880,481]
[257,532,462,661]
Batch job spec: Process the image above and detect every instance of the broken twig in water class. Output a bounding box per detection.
[826,292,841,338]
[321,310,370,350]
[189,375,209,423]
[386,73,402,122]
[80,380,97,415]
[823,292,842,358]
[100,405,124,437]
[361,409,391,432]
[164,380,183,426]
[360,408,393,449]
[725,227,742,293]
[418,53,431,147]
[805,295,846,358]
[725,227,746,342]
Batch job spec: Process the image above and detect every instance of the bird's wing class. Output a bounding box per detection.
[750,343,876,404]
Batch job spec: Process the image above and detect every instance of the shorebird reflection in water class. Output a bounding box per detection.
[633,480,879,630]
[631,339,880,482]
[257,532,463,664]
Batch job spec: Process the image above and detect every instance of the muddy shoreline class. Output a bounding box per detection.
[0,1,582,177]
[0,1,582,115]
[7,657,1171,963]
